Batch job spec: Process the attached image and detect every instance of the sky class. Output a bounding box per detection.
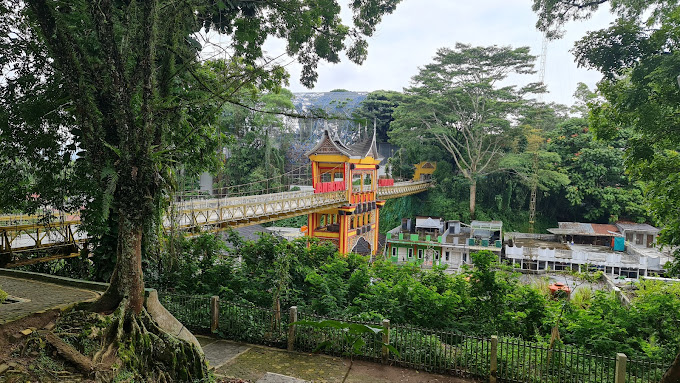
[259,0,615,108]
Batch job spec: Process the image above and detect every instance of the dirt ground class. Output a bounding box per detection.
[0,310,96,383]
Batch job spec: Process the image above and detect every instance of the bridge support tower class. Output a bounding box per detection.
[306,130,385,255]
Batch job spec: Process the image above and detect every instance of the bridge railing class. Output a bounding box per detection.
[314,181,346,193]
[168,190,348,230]
[377,181,431,199]
[378,179,395,187]
[0,211,81,227]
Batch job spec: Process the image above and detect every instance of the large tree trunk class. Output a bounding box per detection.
[660,352,680,383]
[92,214,145,313]
[88,210,208,382]
[469,179,477,219]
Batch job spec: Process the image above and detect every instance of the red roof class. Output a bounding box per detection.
[591,224,619,236]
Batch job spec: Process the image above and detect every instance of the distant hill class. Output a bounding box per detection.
[292,91,368,116]
[286,91,376,169]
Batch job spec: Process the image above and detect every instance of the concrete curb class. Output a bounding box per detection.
[0,269,157,296]
[0,268,109,292]
[604,275,631,306]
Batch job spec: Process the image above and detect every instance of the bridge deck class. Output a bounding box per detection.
[0,181,430,265]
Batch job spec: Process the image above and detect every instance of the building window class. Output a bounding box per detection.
[434,251,439,260]
[408,248,413,258]
[418,249,423,259]
[445,251,450,261]
[364,173,373,192]
[636,233,643,245]
[463,253,467,263]
[352,173,362,191]
[392,247,397,257]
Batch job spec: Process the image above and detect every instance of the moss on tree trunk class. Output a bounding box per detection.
[89,215,208,381]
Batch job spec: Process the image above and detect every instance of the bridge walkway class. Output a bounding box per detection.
[0,181,430,266]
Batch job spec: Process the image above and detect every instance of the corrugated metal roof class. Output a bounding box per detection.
[558,222,594,235]
[549,222,620,236]
[616,221,660,233]
[416,217,442,229]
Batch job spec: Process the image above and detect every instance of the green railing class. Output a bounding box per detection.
[158,293,670,383]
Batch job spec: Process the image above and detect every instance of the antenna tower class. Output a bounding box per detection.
[529,34,548,234]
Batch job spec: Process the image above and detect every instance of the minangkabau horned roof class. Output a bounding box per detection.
[306,129,382,160]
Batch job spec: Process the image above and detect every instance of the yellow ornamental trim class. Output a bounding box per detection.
[309,154,349,163]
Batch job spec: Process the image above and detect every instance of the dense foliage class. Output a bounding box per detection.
[532,0,680,265]
[149,232,679,366]
[543,118,646,223]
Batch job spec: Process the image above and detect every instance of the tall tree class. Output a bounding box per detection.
[544,118,646,223]
[390,44,544,217]
[533,1,680,381]
[353,90,403,142]
[1,0,402,379]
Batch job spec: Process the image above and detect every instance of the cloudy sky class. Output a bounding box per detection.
[260,0,614,107]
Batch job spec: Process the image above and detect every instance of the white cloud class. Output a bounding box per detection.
[263,0,614,107]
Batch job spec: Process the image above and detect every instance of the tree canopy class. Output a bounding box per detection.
[0,0,403,379]
[533,1,680,380]
[390,43,545,217]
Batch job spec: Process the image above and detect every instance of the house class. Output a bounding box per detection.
[547,222,620,246]
[615,221,659,248]
[384,217,502,272]
[505,221,671,278]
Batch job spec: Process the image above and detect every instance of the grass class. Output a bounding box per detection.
[532,277,551,298]
[571,286,593,309]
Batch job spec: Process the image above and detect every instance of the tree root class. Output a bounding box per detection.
[91,298,208,382]
[660,351,680,383]
[43,331,95,376]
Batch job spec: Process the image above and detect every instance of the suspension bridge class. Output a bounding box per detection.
[0,168,431,267]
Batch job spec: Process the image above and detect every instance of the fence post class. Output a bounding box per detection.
[615,353,627,383]
[210,296,219,333]
[490,335,498,383]
[287,306,297,352]
[381,319,390,363]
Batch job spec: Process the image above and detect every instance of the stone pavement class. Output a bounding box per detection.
[197,336,475,383]
[0,275,100,325]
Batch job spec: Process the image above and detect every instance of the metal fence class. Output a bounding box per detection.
[389,324,490,379]
[158,293,211,333]
[627,357,668,383]
[158,292,670,383]
[217,300,288,348]
[497,337,617,383]
[294,311,383,362]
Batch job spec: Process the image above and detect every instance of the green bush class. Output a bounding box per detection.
[0,288,7,303]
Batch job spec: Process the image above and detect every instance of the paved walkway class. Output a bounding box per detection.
[0,276,100,325]
[197,336,476,383]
